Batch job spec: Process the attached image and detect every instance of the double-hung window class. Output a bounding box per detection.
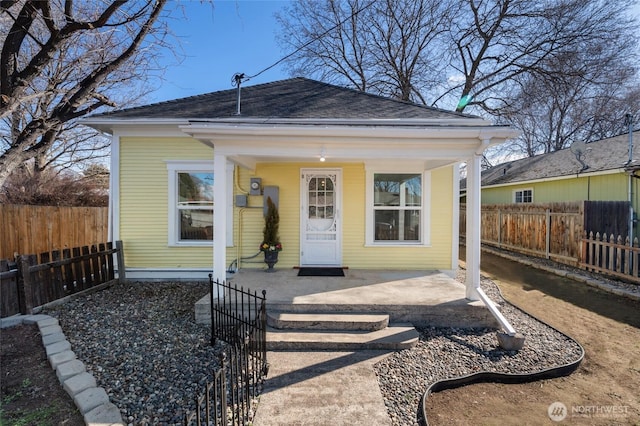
[167,162,215,246]
[369,172,427,244]
[514,188,533,203]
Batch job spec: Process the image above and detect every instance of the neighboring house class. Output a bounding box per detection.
[462,130,640,212]
[83,77,516,300]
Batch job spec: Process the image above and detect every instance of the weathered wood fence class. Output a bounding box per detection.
[581,232,640,283]
[460,202,584,265]
[0,241,124,317]
[0,204,108,260]
[461,200,640,283]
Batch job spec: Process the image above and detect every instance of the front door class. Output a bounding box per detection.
[300,169,341,266]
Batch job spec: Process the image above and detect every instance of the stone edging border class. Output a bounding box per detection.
[1,314,123,425]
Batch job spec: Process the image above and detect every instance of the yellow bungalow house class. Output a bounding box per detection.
[83,78,517,309]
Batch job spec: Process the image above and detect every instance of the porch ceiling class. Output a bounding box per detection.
[181,121,518,170]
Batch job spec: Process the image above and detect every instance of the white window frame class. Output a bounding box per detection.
[513,188,533,203]
[166,161,234,247]
[365,166,431,246]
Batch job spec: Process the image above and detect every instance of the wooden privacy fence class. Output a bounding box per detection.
[460,202,583,265]
[0,241,124,317]
[581,232,640,283]
[0,204,108,260]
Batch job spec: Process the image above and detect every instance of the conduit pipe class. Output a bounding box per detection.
[476,287,517,335]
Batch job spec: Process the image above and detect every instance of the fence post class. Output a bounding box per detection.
[608,234,615,271]
[581,231,587,269]
[220,352,228,426]
[631,237,640,278]
[625,236,631,275]
[497,209,502,247]
[20,255,37,314]
[545,209,551,259]
[115,240,125,284]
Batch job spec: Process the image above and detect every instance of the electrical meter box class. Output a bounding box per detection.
[263,186,279,216]
[249,177,262,195]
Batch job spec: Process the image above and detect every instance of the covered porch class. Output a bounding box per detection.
[195,268,498,328]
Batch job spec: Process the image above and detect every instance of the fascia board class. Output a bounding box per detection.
[181,122,517,141]
[188,117,492,126]
[81,119,190,135]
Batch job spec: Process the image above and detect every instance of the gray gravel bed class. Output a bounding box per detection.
[44,272,585,426]
[373,272,584,426]
[44,281,225,425]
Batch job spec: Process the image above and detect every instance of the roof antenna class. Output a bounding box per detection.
[625,113,634,165]
[232,73,246,115]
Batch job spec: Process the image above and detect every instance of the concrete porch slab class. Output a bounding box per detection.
[195,269,497,328]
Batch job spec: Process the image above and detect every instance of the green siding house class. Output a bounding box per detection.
[461,130,640,235]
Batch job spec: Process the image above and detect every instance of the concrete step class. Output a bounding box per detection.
[267,312,389,331]
[266,323,419,351]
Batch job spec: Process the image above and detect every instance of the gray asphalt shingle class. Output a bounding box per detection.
[94,77,474,121]
[477,131,640,187]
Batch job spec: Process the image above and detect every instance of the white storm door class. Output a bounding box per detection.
[300,169,342,266]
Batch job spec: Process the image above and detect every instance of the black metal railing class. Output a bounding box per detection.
[184,353,228,425]
[184,275,268,425]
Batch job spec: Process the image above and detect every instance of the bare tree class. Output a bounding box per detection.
[443,0,639,114]
[494,33,640,157]
[0,165,109,206]
[277,0,640,158]
[0,0,172,189]
[276,0,455,103]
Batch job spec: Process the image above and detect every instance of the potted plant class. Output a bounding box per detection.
[260,196,282,272]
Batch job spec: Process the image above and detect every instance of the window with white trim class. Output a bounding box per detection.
[368,171,429,244]
[167,161,228,246]
[514,188,533,203]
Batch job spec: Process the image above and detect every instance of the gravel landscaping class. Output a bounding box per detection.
[44,271,585,425]
[373,270,584,425]
[44,281,224,425]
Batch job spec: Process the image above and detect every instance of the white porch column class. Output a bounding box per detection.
[465,152,482,300]
[213,152,228,295]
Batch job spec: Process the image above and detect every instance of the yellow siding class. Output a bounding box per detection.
[349,166,453,269]
[251,163,454,270]
[120,138,456,271]
[120,137,215,267]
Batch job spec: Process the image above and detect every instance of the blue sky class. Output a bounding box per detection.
[152,1,290,102]
[152,0,640,104]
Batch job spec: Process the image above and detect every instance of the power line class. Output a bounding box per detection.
[234,0,376,85]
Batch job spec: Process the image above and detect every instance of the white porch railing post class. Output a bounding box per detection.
[465,153,481,301]
[213,152,227,298]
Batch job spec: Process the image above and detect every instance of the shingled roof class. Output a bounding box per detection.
[92,77,476,121]
[473,131,640,188]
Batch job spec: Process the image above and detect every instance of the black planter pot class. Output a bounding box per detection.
[263,250,279,272]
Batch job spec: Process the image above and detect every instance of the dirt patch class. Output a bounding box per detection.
[0,323,84,425]
[426,252,640,425]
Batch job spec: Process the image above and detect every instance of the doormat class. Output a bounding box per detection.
[297,267,345,277]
